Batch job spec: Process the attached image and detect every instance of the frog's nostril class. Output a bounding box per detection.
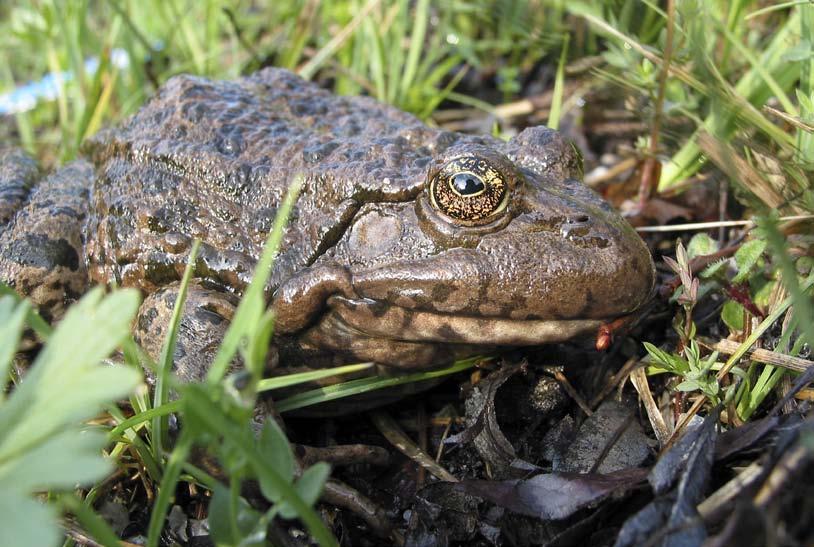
[560,214,592,240]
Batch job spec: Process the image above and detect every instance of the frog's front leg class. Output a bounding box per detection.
[0,154,91,320]
[135,281,241,383]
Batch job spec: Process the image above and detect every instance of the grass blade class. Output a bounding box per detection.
[152,240,200,459]
[398,0,429,103]
[276,357,482,413]
[207,175,303,384]
[548,34,569,130]
[145,429,193,547]
[257,362,375,392]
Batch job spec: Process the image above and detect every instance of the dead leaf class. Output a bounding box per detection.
[447,361,525,478]
[456,468,648,521]
[615,409,719,547]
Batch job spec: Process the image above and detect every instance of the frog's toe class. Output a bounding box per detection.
[135,281,239,383]
[272,263,356,334]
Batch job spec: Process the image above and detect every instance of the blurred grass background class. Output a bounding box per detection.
[1,0,811,197]
[0,0,567,162]
[0,1,810,193]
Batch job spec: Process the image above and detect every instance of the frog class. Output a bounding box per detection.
[0,67,655,388]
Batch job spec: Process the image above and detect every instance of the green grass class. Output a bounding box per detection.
[2,0,814,545]
[1,0,564,164]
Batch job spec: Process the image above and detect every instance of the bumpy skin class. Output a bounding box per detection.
[0,150,90,320]
[0,68,655,379]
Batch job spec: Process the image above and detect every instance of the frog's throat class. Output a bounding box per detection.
[321,295,602,346]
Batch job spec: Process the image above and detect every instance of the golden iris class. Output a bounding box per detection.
[429,156,509,225]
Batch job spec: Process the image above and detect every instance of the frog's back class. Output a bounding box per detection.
[84,68,483,294]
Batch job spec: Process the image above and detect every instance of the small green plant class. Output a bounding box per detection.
[649,226,814,424]
[663,239,700,348]
[645,340,723,404]
[701,237,770,332]
[646,239,733,408]
[0,287,141,547]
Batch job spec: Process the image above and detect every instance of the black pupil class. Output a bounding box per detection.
[451,173,485,195]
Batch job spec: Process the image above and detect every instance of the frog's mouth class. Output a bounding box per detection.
[293,294,603,369]
[325,295,602,345]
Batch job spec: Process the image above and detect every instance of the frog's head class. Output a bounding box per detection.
[273,127,655,369]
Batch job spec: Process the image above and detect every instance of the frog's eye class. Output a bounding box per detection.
[428,156,509,226]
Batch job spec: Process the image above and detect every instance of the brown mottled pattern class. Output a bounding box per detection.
[0,161,91,319]
[0,148,39,228]
[135,281,239,382]
[82,68,490,295]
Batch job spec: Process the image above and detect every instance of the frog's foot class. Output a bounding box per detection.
[135,281,239,383]
[0,153,91,320]
[0,148,39,227]
[272,263,357,333]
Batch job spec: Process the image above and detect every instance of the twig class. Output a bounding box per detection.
[434,414,456,463]
[637,214,814,232]
[371,411,457,482]
[763,104,814,132]
[588,357,640,409]
[698,460,764,522]
[754,444,811,508]
[588,414,637,474]
[552,369,593,416]
[296,444,390,467]
[62,519,142,547]
[630,366,672,446]
[322,480,398,541]
[698,337,814,373]
[585,156,638,187]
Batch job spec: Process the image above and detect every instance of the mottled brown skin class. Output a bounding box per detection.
[0,151,89,321]
[0,68,655,384]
